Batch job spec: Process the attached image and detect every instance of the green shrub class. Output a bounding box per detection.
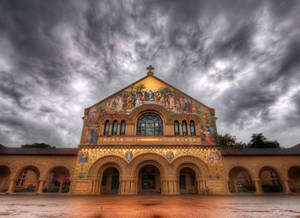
[63,184,70,193]
[50,185,59,192]
[242,185,256,193]
[262,184,283,192]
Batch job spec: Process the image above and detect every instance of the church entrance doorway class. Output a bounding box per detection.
[138,165,160,194]
[179,167,197,194]
[101,167,119,194]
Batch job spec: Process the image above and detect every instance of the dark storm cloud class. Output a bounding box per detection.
[0,0,300,147]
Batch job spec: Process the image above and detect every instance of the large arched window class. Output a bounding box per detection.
[137,112,163,136]
[120,120,126,135]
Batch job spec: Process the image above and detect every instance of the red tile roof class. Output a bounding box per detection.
[221,147,300,156]
[0,147,78,156]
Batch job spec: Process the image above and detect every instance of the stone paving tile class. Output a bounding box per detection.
[0,194,300,218]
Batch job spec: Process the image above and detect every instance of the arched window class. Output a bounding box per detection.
[112,120,118,135]
[137,112,163,136]
[190,120,195,136]
[182,120,187,136]
[120,120,126,135]
[174,120,179,136]
[104,120,110,135]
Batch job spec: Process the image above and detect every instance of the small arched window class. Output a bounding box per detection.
[137,112,163,136]
[190,120,195,136]
[112,120,118,135]
[104,120,110,136]
[182,120,188,136]
[120,120,126,135]
[174,120,179,136]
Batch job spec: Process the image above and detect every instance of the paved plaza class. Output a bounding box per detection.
[1,194,300,218]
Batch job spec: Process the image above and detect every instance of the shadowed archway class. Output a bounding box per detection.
[0,166,10,192]
[259,167,282,193]
[228,167,255,193]
[101,167,119,194]
[288,166,300,193]
[179,167,197,194]
[15,166,40,193]
[138,165,161,194]
[44,166,70,193]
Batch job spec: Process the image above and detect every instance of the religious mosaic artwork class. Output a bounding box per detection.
[125,151,133,162]
[209,151,220,165]
[79,151,89,163]
[78,151,89,178]
[165,151,174,161]
[85,77,206,121]
[81,127,99,144]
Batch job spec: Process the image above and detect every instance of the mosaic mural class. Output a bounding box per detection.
[81,76,218,145]
[86,77,206,121]
[81,127,99,145]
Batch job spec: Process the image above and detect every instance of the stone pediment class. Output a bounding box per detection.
[85,74,215,122]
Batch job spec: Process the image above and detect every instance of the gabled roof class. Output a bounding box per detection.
[86,72,214,112]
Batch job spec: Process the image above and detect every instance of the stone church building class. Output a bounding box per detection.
[0,66,300,195]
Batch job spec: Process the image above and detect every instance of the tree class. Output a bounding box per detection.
[217,134,245,149]
[21,143,56,149]
[247,133,280,148]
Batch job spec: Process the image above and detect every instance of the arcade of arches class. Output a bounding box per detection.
[0,152,300,195]
[1,70,300,195]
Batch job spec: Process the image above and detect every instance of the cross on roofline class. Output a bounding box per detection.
[146,65,154,76]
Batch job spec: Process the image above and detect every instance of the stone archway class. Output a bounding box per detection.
[288,166,300,193]
[87,156,127,194]
[0,166,10,192]
[228,167,255,193]
[130,153,169,195]
[44,166,70,193]
[172,156,209,195]
[259,166,282,193]
[15,166,40,193]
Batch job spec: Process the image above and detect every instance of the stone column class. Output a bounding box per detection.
[110,123,113,135]
[117,121,120,136]
[254,179,263,195]
[179,123,182,136]
[224,180,231,194]
[161,180,178,195]
[58,176,65,193]
[36,180,45,194]
[119,179,136,195]
[6,179,16,194]
[281,179,291,194]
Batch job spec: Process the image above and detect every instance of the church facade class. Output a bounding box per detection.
[0,66,300,195]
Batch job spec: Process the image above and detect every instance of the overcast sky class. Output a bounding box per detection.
[0,0,299,148]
